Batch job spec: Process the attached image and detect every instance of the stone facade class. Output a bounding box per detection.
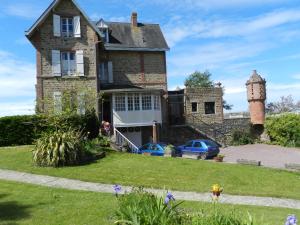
[28,0,168,122]
[29,0,99,112]
[184,87,224,124]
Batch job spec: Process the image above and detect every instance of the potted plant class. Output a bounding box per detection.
[164,144,175,157]
[214,154,225,162]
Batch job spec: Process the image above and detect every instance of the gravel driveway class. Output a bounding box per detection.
[220,144,300,169]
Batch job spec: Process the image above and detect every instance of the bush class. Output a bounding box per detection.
[231,130,256,146]
[114,188,256,225]
[115,188,184,225]
[265,114,300,147]
[0,110,100,147]
[33,129,84,167]
[0,115,43,147]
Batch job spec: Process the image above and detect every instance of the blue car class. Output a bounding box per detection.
[176,140,220,160]
[138,143,170,156]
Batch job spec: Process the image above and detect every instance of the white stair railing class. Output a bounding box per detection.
[114,128,139,153]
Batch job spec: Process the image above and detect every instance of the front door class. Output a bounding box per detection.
[102,97,112,123]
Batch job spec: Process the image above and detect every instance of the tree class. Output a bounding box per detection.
[185,70,233,110]
[266,95,300,114]
[184,71,214,87]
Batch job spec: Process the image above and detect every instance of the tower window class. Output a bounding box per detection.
[205,102,215,114]
[191,102,198,112]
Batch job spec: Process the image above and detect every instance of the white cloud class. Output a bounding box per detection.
[4,4,43,19]
[0,101,35,117]
[292,74,300,80]
[163,8,300,47]
[0,50,35,116]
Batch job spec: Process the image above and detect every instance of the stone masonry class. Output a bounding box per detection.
[184,87,224,124]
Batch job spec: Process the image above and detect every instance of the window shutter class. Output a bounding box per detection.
[76,50,84,76]
[108,61,113,83]
[53,92,62,113]
[53,14,61,37]
[74,16,81,37]
[52,50,61,76]
[77,93,85,115]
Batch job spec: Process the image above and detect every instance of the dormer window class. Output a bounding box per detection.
[97,19,109,43]
[61,18,74,37]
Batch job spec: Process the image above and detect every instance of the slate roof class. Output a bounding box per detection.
[95,21,169,51]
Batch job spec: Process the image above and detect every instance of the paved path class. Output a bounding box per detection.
[1,169,300,209]
[221,144,300,169]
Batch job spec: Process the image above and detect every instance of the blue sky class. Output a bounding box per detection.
[0,0,300,116]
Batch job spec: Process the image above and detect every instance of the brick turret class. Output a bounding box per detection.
[246,70,266,125]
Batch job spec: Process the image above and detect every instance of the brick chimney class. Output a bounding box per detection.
[131,12,138,27]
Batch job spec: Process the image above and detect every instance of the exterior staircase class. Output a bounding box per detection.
[110,128,139,153]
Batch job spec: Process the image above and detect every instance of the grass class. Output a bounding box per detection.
[0,180,299,225]
[0,145,300,200]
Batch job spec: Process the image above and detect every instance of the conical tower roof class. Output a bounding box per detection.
[246,70,265,84]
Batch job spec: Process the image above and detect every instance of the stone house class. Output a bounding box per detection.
[26,0,169,147]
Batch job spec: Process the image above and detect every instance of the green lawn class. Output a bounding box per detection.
[0,180,299,225]
[0,146,300,200]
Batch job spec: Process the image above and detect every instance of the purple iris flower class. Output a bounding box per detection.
[164,192,175,205]
[285,215,297,225]
[113,184,122,196]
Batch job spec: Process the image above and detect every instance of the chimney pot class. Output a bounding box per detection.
[131,12,138,27]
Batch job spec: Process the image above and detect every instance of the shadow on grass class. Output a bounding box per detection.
[0,194,32,223]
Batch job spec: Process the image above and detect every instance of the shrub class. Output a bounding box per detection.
[114,188,257,225]
[265,114,300,147]
[0,115,44,147]
[115,188,184,225]
[231,130,256,146]
[33,129,85,167]
[0,110,100,147]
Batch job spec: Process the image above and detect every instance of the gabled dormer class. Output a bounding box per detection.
[97,19,109,43]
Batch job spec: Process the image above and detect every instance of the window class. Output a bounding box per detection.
[61,18,74,37]
[61,52,76,76]
[185,141,193,147]
[142,94,152,110]
[115,95,126,111]
[205,102,215,114]
[193,142,202,148]
[154,95,160,110]
[134,94,140,111]
[191,102,198,112]
[99,28,109,42]
[128,94,134,111]
[53,92,62,114]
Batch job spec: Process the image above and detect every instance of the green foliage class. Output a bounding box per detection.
[188,208,255,225]
[83,136,110,153]
[265,114,300,147]
[0,110,99,147]
[33,129,84,167]
[231,130,256,146]
[115,188,184,225]
[0,115,44,147]
[184,71,214,88]
[114,188,256,225]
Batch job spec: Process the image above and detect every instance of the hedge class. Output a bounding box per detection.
[265,113,300,147]
[0,111,100,147]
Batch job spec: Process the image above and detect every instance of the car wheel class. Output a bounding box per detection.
[199,153,208,160]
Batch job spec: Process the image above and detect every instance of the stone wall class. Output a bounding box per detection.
[185,87,224,124]
[29,0,99,112]
[106,51,167,89]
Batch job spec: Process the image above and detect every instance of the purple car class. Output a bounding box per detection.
[176,139,220,160]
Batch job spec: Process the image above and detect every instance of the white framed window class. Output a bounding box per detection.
[61,52,76,76]
[115,95,126,112]
[134,94,140,111]
[53,92,62,114]
[61,18,74,37]
[142,94,152,111]
[128,94,134,111]
[154,95,160,110]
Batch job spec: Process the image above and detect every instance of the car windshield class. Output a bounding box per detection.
[203,140,217,147]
